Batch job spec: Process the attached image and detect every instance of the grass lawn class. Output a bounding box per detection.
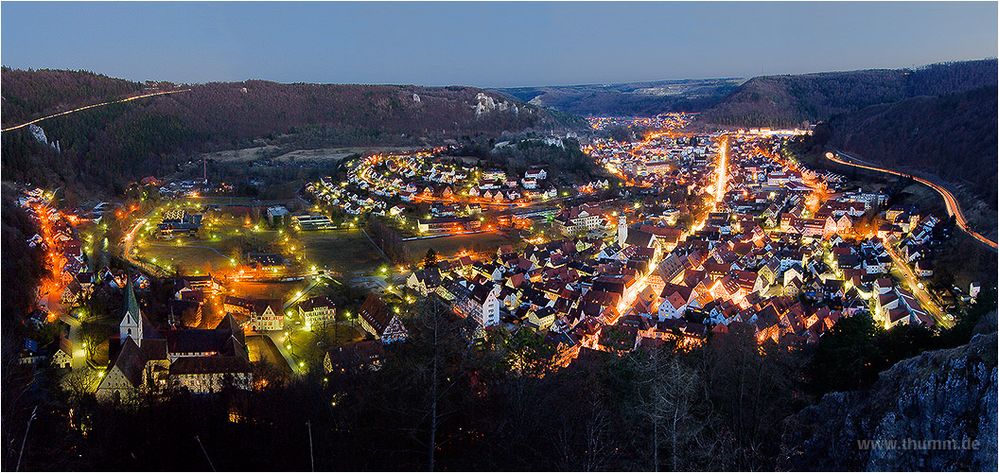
[136,225,385,277]
[297,229,387,275]
[246,335,292,373]
[139,240,236,274]
[285,321,368,374]
[228,280,308,303]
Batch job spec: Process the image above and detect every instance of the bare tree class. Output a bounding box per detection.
[554,398,617,472]
[701,324,800,469]
[630,345,714,471]
[370,297,474,471]
[62,369,99,404]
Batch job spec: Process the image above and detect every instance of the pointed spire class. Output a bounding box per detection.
[124,273,141,325]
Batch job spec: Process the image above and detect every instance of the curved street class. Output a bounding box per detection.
[121,215,169,277]
[826,150,997,252]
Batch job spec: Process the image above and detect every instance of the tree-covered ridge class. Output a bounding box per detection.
[1,68,145,126]
[130,81,566,145]
[905,59,999,97]
[1,70,584,197]
[497,78,742,117]
[817,86,999,211]
[699,59,997,127]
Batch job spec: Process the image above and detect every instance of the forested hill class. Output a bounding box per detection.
[698,59,997,127]
[1,68,147,126]
[1,69,584,196]
[811,86,999,211]
[496,78,742,117]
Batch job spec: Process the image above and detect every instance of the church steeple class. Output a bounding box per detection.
[120,275,143,346]
[617,214,628,246]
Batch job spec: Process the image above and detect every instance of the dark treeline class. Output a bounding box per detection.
[699,59,997,127]
[1,194,46,473]
[905,60,999,97]
[367,217,409,263]
[7,291,995,471]
[1,68,144,126]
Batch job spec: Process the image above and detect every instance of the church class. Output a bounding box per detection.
[96,277,253,402]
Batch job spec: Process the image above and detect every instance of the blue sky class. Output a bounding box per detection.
[2,2,996,87]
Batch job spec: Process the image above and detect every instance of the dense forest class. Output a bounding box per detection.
[812,86,998,211]
[497,78,741,116]
[698,59,997,127]
[497,60,997,122]
[1,69,585,198]
[1,68,146,126]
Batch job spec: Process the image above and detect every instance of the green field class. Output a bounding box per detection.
[402,231,519,263]
[136,225,386,277]
[139,240,236,274]
[297,230,388,275]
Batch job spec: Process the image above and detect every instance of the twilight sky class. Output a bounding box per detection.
[2,2,996,87]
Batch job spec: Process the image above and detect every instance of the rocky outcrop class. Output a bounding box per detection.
[780,332,997,471]
[473,92,518,117]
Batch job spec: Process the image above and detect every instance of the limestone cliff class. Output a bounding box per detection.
[780,332,997,471]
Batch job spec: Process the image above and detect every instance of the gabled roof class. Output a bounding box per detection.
[325,340,385,373]
[252,299,282,316]
[161,312,245,354]
[469,282,496,305]
[660,283,693,302]
[359,294,392,335]
[625,229,654,248]
[108,337,148,387]
[299,295,336,312]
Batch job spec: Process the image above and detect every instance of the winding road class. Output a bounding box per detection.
[121,215,171,278]
[825,151,997,252]
[2,88,191,133]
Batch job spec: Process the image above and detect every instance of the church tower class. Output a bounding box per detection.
[617,214,628,246]
[119,275,143,346]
